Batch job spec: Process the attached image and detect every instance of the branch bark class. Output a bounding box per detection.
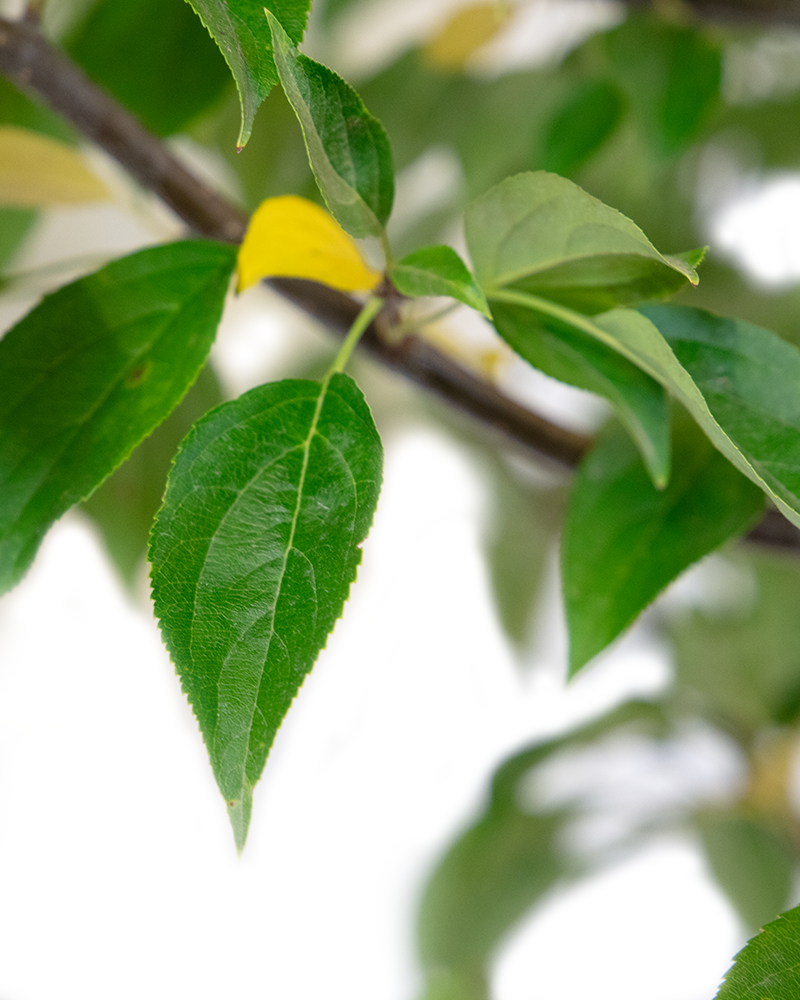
[0,14,798,550]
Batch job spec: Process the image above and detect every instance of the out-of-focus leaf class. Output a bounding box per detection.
[391,245,489,316]
[418,700,669,991]
[714,904,800,999]
[665,551,800,732]
[150,374,383,852]
[605,13,722,157]
[185,0,310,149]
[563,414,764,674]
[81,364,223,586]
[423,3,508,72]
[0,208,35,271]
[67,0,232,136]
[542,79,625,177]
[0,126,109,207]
[237,194,380,292]
[0,240,236,595]
[697,811,795,932]
[483,467,563,652]
[465,172,700,314]
[0,76,75,144]
[490,300,670,488]
[269,11,394,238]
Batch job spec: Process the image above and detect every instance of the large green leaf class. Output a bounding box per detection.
[563,414,764,673]
[81,364,224,586]
[697,811,795,933]
[464,171,700,314]
[149,374,383,852]
[268,11,394,238]
[391,245,489,317]
[67,0,232,136]
[492,294,800,530]
[184,0,311,149]
[640,304,800,529]
[490,300,670,487]
[0,240,236,595]
[715,904,800,999]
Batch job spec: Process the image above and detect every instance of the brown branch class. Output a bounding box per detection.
[0,15,798,551]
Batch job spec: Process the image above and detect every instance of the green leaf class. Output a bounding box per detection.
[465,171,700,314]
[185,0,311,149]
[149,374,383,852]
[490,300,671,488]
[81,364,224,586]
[541,79,625,177]
[391,245,490,317]
[268,10,394,238]
[697,811,794,932]
[563,414,765,674]
[715,904,800,999]
[494,295,800,530]
[0,240,236,595]
[605,13,721,157]
[67,0,232,136]
[640,304,800,530]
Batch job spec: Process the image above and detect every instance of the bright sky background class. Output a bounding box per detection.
[5,1,800,998]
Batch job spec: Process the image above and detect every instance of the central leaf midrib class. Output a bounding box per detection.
[208,380,331,794]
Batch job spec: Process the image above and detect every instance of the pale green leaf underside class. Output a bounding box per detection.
[715,903,800,998]
[391,244,490,317]
[563,415,764,674]
[490,300,670,488]
[184,0,310,148]
[149,374,383,852]
[0,240,236,595]
[465,171,699,313]
[268,10,394,238]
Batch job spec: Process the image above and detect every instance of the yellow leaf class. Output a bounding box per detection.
[0,126,110,207]
[236,195,382,294]
[424,3,510,72]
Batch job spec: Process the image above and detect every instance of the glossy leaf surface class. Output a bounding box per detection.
[563,415,764,674]
[150,374,383,852]
[0,240,236,594]
[491,300,670,487]
[185,0,310,149]
[465,172,700,313]
[68,0,232,136]
[715,904,800,999]
[391,245,489,316]
[269,11,394,238]
[237,194,380,292]
[0,126,108,206]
